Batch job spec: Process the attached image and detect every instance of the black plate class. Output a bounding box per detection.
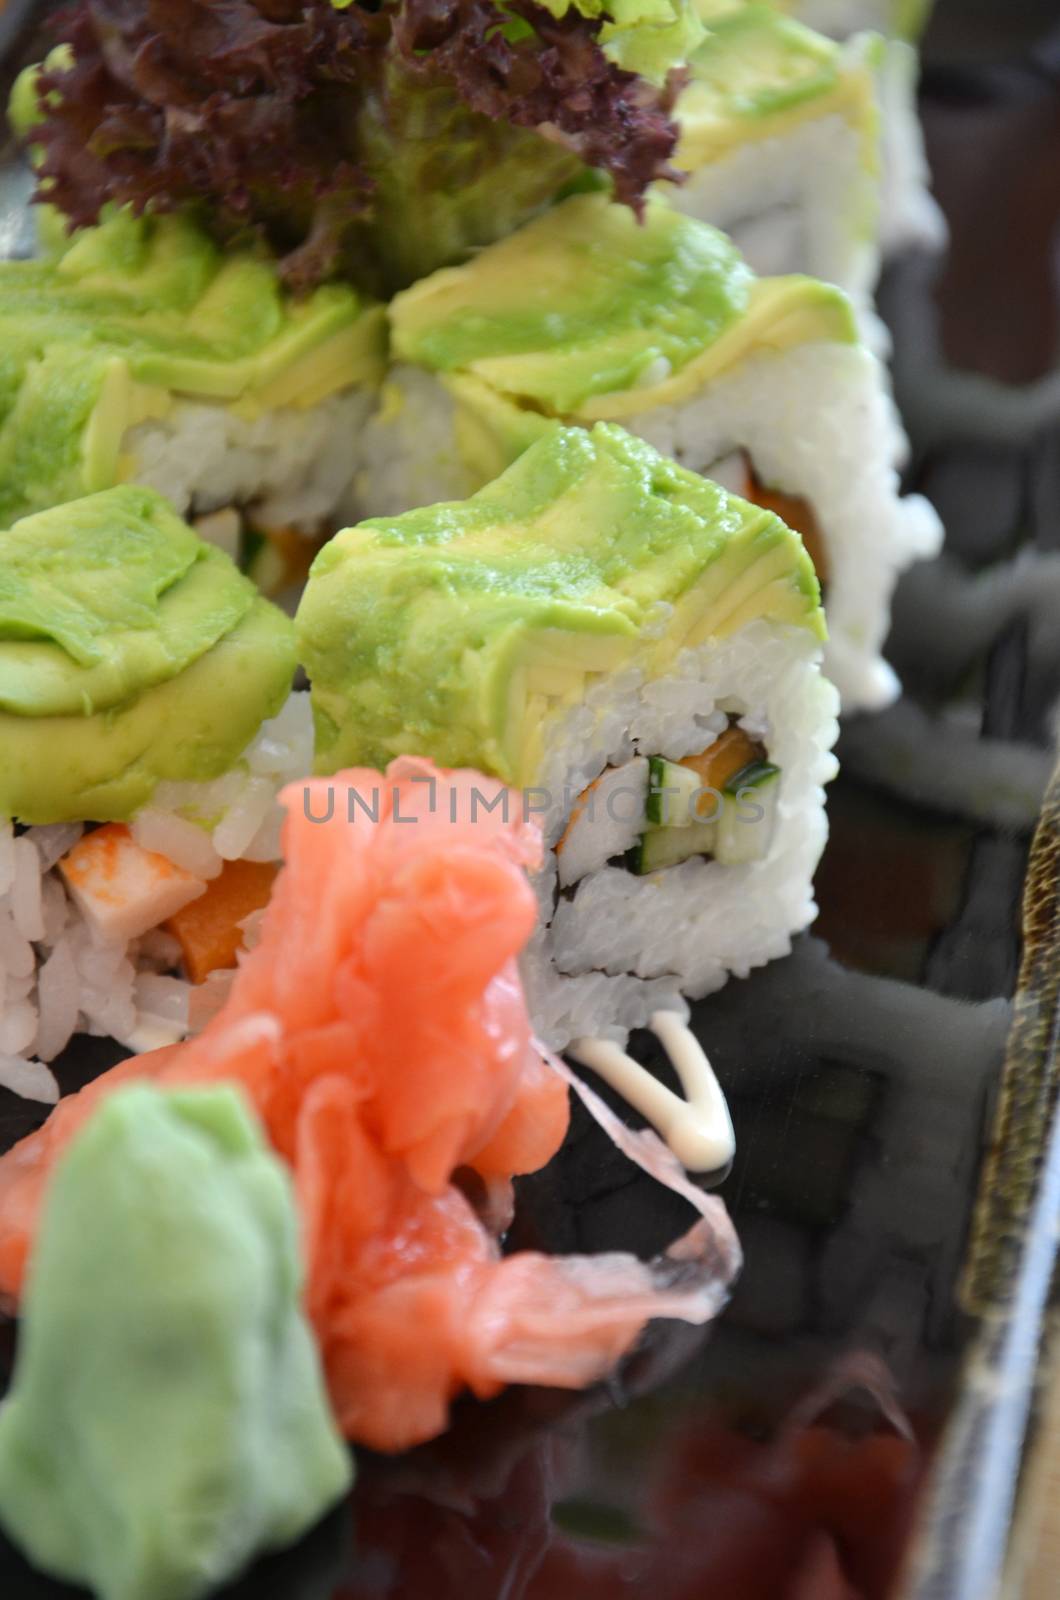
[1,3,1059,1597]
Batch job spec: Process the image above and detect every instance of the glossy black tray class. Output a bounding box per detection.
[1,3,1060,1598]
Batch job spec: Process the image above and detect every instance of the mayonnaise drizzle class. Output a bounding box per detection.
[568,1011,735,1173]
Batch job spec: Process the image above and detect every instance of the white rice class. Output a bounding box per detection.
[0,691,313,1088]
[785,8,945,256]
[873,38,947,257]
[0,1057,59,1107]
[522,617,840,1050]
[621,339,943,710]
[358,347,943,712]
[125,389,376,532]
[670,108,883,339]
[351,372,476,521]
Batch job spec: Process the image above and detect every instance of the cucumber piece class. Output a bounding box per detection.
[239,523,265,575]
[722,760,780,798]
[716,763,781,866]
[646,757,704,827]
[627,818,718,875]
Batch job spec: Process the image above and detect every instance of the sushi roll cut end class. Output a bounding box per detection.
[298,420,839,1049]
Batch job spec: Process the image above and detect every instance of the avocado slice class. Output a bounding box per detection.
[0,487,296,824]
[392,195,754,413]
[0,210,385,529]
[0,487,257,716]
[389,192,858,470]
[676,6,881,169]
[297,421,823,788]
[0,598,295,825]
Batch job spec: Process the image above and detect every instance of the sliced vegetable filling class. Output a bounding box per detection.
[194,511,323,598]
[555,720,781,887]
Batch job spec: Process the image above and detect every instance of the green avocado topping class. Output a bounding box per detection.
[685,7,841,121]
[391,194,755,414]
[691,0,929,42]
[0,486,296,823]
[676,7,880,171]
[390,192,857,456]
[0,487,255,716]
[0,208,384,528]
[298,421,823,785]
[0,1084,352,1600]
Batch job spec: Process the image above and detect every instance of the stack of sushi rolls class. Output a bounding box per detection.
[670,6,884,327]
[298,421,840,1051]
[690,2,943,266]
[0,0,965,1588]
[783,0,945,254]
[0,485,306,1080]
[359,193,942,710]
[0,0,949,1071]
[0,206,385,591]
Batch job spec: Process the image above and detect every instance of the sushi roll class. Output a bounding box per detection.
[670,7,884,327]
[298,421,840,1051]
[0,209,385,589]
[781,0,945,255]
[0,484,306,1084]
[781,0,930,35]
[361,193,942,709]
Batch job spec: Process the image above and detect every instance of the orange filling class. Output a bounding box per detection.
[165,858,279,983]
[246,517,323,593]
[555,770,605,858]
[680,726,761,792]
[745,469,830,587]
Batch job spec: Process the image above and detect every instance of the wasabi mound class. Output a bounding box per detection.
[0,1083,351,1600]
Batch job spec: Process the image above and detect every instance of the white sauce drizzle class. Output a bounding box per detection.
[568,1010,735,1173]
